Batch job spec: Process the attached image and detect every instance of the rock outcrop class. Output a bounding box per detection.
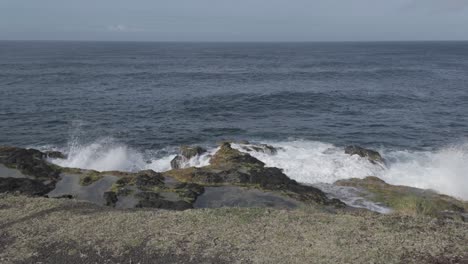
[170,146,207,169]
[335,176,468,220]
[0,177,54,196]
[104,169,205,210]
[165,142,342,206]
[0,146,61,181]
[0,146,61,196]
[45,151,66,159]
[344,145,385,164]
[239,142,279,155]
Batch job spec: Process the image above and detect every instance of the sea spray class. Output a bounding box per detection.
[50,137,147,172]
[381,143,468,200]
[233,140,468,201]
[49,137,215,173]
[48,138,468,200]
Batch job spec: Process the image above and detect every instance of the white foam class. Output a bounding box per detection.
[381,145,468,200]
[49,138,216,173]
[145,154,176,172]
[232,141,385,183]
[50,138,147,172]
[233,140,468,201]
[48,137,468,201]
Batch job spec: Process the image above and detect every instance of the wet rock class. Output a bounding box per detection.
[180,146,207,158]
[45,151,66,159]
[104,191,118,207]
[170,146,207,169]
[335,176,468,218]
[134,170,165,189]
[0,146,61,181]
[210,142,265,168]
[0,177,54,196]
[135,192,193,210]
[344,145,385,164]
[165,143,340,206]
[240,143,279,155]
[173,182,205,202]
[107,169,205,209]
[170,156,184,170]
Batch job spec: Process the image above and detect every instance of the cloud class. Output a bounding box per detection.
[107,24,144,32]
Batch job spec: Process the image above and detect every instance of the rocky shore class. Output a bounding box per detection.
[0,143,467,263]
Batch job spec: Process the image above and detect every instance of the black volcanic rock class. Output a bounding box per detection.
[165,142,341,206]
[0,177,54,196]
[170,146,207,169]
[45,151,66,159]
[0,146,61,181]
[344,145,385,164]
[240,143,279,155]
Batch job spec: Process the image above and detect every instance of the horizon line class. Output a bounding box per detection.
[1,39,468,43]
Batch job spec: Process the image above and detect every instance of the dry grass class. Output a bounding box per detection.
[1,195,467,263]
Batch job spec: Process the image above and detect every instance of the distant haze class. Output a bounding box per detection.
[1,0,468,41]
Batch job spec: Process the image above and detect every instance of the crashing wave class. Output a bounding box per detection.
[47,138,468,201]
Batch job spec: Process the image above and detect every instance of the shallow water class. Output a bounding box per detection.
[48,174,118,205]
[0,164,31,179]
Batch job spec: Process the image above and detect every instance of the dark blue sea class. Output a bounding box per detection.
[1,41,467,199]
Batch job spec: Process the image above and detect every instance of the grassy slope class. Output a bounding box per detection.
[1,195,467,264]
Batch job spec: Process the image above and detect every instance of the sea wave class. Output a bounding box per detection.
[46,138,468,200]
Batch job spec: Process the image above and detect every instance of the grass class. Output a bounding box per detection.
[0,194,467,263]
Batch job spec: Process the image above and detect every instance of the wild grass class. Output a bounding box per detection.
[0,195,466,263]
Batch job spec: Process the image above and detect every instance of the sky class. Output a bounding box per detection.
[1,0,468,41]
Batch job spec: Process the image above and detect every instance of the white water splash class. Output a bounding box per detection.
[49,137,216,173]
[50,138,146,172]
[233,140,468,201]
[48,138,468,200]
[381,145,468,200]
[145,147,217,172]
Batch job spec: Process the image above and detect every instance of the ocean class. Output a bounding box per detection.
[0,41,467,199]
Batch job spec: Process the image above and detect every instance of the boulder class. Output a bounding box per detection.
[170,146,207,169]
[344,145,385,164]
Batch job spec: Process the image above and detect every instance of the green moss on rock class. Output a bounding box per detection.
[79,171,104,186]
[164,143,338,207]
[335,176,467,217]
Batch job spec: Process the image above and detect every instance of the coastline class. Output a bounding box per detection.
[0,142,467,263]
